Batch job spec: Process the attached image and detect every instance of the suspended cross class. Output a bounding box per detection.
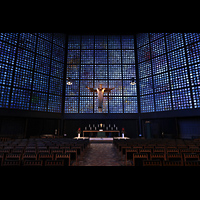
[86,84,115,112]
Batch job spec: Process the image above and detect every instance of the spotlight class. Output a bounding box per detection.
[130,77,136,85]
[67,77,72,85]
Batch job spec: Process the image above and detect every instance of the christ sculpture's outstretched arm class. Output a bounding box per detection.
[86,86,97,93]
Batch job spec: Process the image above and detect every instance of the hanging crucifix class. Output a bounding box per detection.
[86,84,115,112]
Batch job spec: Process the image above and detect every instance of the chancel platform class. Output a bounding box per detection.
[82,130,120,137]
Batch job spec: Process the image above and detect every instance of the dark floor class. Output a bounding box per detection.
[78,143,124,166]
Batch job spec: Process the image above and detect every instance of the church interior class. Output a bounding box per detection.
[1,32,200,166]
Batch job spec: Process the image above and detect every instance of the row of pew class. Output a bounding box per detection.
[0,138,90,166]
[113,138,200,166]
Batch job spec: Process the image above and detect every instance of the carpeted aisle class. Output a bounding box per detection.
[78,143,124,166]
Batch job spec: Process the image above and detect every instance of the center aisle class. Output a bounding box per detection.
[78,143,124,166]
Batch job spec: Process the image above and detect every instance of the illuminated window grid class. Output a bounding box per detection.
[38,33,52,42]
[48,94,62,113]
[150,37,166,58]
[186,42,200,65]
[109,80,122,96]
[172,88,192,110]
[51,60,64,79]
[66,65,80,79]
[137,44,150,63]
[121,35,134,49]
[64,97,78,113]
[108,65,122,79]
[153,72,170,93]
[16,48,35,70]
[94,65,107,79]
[18,33,36,52]
[124,97,138,113]
[95,50,107,64]
[52,44,65,63]
[79,97,93,113]
[170,67,189,90]
[13,67,33,90]
[123,80,137,96]
[95,36,107,49]
[30,91,47,112]
[67,50,80,64]
[68,35,80,49]
[80,80,93,96]
[167,48,187,70]
[81,35,94,49]
[94,96,108,113]
[53,33,66,48]
[137,33,149,48]
[138,60,152,79]
[37,38,52,58]
[49,77,63,95]
[0,86,11,108]
[0,63,14,86]
[94,80,108,96]
[0,41,16,65]
[65,80,79,96]
[166,33,184,52]
[108,36,121,49]
[139,77,153,95]
[81,50,94,64]
[184,33,200,45]
[122,50,135,64]
[32,72,49,93]
[189,63,200,86]
[108,50,121,64]
[0,33,19,45]
[35,55,50,75]
[152,54,168,75]
[192,85,200,108]
[10,88,31,110]
[140,94,155,113]
[80,65,93,79]
[155,92,172,112]
[149,33,164,42]
[109,97,123,113]
[123,65,136,79]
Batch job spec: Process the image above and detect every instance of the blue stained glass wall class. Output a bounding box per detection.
[0,33,65,113]
[137,32,200,113]
[65,35,137,113]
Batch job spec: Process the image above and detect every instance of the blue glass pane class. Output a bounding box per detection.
[192,86,200,108]
[170,67,189,90]
[189,63,200,86]
[48,95,62,113]
[172,88,192,110]
[0,86,11,108]
[65,97,78,113]
[67,50,80,64]
[35,55,50,75]
[65,80,79,96]
[10,88,31,110]
[16,48,35,70]
[121,35,134,49]
[108,35,121,49]
[37,38,52,58]
[81,35,94,49]
[95,36,107,49]
[109,97,123,113]
[49,77,63,95]
[122,50,135,64]
[155,92,172,112]
[94,65,107,79]
[184,33,200,45]
[95,50,107,64]
[108,50,121,64]
[66,65,79,79]
[13,67,33,90]
[53,33,66,48]
[19,33,36,52]
[166,33,184,52]
[51,60,64,79]
[0,63,14,86]
[140,94,155,113]
[38,33,52,42]
[79,97,93,113]
[140,77,153,95]
[31,91,47,112]
[137,33,149,48]
[154,72,170,93]
[149,33,164,42]
[81,50,94,64]
[80,80,93,96]
[109,65,122,79]
[138,60,152,79]
[122,65,136,79]
[151,37,166,58]
[0,33,18,45]
[0,41,16,64]
[186,42,200,65]
[123,80,137,96]
[109,80,122,96]
[80,65,93,79]
[124,97,138,113]
[33,72,49,93]
[152,54,168,75]
[68,35,80,49]
[137,44,150,63]
[52,44,65,63]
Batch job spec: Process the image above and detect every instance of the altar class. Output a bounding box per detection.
[82,130,120,137]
